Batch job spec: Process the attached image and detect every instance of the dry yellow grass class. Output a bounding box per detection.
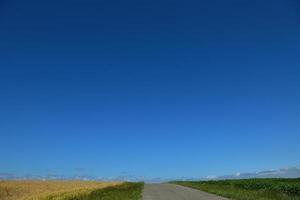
[0,180,121,200]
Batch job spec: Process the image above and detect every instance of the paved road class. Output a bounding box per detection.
[142,184,229,200]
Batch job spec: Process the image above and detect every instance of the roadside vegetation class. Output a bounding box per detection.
[173,178,300,200]
[0,180,143,200]
[47,182,143,200]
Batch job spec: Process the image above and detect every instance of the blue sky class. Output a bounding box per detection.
[0,0,300,179]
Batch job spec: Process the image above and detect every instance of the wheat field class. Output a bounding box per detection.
[0,180,121,200]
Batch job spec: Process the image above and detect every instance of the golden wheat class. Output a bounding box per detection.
[0,180,121,200]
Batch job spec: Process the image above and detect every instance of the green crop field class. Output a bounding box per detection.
[173,178,300,200]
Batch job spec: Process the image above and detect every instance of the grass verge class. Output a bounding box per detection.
[173,178,300,200]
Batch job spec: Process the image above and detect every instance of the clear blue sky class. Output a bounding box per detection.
[0,0,300,179]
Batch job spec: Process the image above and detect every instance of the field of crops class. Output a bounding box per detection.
[174,178,300,200]
[46,182,144,200]
[0,180,143,200]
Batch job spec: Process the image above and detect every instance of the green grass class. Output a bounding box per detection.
[45,182,144,200]
[173,178,300,200]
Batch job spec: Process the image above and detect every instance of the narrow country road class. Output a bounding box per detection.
[142,184,230,200]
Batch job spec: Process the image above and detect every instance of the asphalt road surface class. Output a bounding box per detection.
[143,184,229,200]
